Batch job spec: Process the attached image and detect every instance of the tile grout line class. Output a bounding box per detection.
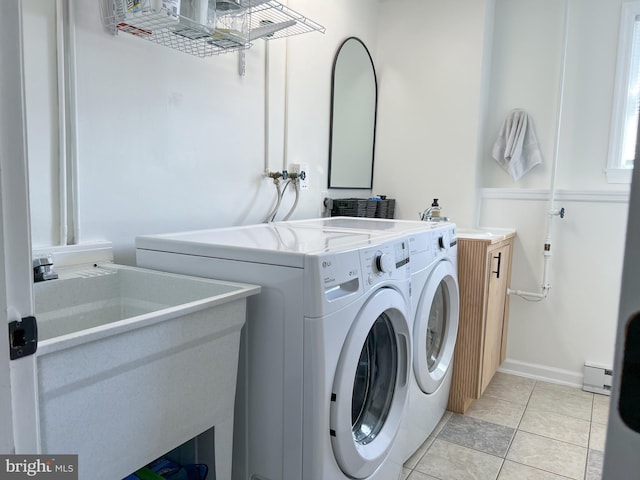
[512,380,593,480]
[503,458,578,480]
[493,378,536,479]
[583,394,595,480]
[527,381,596,422]
[427,377,538,480]
[405,412,453,480]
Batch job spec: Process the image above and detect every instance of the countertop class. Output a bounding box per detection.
[456,227,516,243]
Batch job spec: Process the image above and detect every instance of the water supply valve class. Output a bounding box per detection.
[266,170,292,183]
[289,163,309,189]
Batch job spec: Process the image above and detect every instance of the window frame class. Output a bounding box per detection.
[607,1,640,184]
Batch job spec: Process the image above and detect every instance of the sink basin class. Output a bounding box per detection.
[13,264,260,480]
[33,264,257,348]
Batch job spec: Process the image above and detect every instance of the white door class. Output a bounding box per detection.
[329,287,410,479]
[603,144,640,475]
[413,259,459,394]
[0,0,36,454]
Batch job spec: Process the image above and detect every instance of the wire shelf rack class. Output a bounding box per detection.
[99,1,250,57]
[243,0,326,41]
[99,0,325,58]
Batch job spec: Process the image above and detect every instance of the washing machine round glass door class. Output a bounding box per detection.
[330,287,410,479]
[414,259,459,394]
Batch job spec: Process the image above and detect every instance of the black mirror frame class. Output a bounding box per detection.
[328,36,378,189]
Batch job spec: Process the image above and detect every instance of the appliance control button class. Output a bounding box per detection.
[375,252,394,274]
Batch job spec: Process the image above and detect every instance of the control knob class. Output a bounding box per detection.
[374,252,394,274]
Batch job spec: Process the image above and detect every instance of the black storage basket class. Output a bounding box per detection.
[331,198,377,217]
[331,198,395,219]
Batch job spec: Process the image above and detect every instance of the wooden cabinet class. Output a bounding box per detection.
[447,231,515,413]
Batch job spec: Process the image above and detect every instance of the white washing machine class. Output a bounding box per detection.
[289,218,459,461]
[135,222,413,480]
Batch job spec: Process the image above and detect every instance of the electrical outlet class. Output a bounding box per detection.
[290,163,309,190]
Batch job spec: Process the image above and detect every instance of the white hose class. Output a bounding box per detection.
[282,179,300,220]
[263,179,283,223]
[266,179,293,222]
[272,180,292,221]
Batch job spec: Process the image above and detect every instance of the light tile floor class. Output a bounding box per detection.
[402,372,609,480]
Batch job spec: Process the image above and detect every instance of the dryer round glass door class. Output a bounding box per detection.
[330,287,410,479]
[414,260,459,394]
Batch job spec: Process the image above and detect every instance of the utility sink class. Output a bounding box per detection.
[13,264,260,480]
[33,264,258,347]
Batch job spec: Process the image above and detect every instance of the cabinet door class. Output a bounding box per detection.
[480,243,511,393]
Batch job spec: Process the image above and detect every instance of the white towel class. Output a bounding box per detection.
[492,109,543,181]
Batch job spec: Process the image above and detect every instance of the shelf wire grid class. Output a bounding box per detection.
[100,0,250,57]
[100,0,325,57]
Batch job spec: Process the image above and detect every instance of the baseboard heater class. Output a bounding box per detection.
[583,362,613,395]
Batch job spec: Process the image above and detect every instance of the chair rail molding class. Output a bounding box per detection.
[481,188,630,204]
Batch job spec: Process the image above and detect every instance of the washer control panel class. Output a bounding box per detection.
[433,227,457,252]
[361,239,410,286]
[305,238,411,317]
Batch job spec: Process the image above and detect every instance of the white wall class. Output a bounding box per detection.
[479,0,629,384]
[26,0,381,264]
[373,0,495,226]
[483,0,624,191]
[480,194,628,385]
[73,1,265,264]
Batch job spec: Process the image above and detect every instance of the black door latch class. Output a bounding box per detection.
[8,316,37,360]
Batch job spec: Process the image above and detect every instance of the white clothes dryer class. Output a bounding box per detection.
[135,223,413,480]
[399,223,459,461]
[289,218,459,461]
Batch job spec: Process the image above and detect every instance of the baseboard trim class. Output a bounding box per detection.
[498,358,583,389]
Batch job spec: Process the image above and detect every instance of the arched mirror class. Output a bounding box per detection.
[328,37,377,189]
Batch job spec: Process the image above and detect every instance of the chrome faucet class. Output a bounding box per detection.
[419,198,449,222]
[33,254,58,282]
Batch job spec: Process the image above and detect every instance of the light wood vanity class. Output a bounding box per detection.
[448,228,516,413]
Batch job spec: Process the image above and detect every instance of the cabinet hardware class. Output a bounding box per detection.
[492,252,502,279]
